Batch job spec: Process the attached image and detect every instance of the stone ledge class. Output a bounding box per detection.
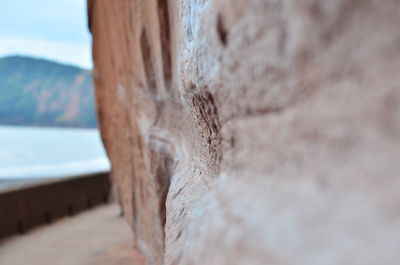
[0,172,110,239]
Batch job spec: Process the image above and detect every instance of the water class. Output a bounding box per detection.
[0,126,110,186]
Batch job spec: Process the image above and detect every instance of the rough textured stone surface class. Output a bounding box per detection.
[88,0,400,264]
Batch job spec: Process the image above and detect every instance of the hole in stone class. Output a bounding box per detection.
[217,13,228,46]
[140,29,157,95]
[230,136,235,148]
[157,0,172,90]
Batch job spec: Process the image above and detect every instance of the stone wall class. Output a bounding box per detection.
[88,1,400,264]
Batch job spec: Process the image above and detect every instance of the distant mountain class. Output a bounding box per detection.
[0,55,97,128]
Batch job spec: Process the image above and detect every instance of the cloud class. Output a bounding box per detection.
[0,36,92,68]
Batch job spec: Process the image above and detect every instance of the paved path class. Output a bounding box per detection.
[0,204,145,265]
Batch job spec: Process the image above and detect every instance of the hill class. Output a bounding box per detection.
[0,55,97,128]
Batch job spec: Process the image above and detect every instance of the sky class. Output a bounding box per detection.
[0,0,92,69]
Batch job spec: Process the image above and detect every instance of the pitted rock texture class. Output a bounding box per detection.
[88,0,400,264]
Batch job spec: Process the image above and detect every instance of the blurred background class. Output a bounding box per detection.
[0,0,110,188]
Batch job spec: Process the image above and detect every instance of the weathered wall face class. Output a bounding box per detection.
[88,0,400,264]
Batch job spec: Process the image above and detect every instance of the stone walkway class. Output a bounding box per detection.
[0,204,145,265]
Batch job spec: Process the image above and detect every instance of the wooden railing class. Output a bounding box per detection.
[0,172,110,239]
